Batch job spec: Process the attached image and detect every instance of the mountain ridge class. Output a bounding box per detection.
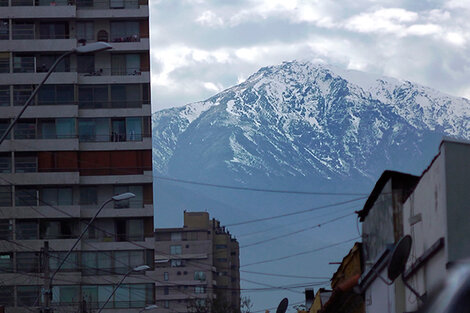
[153,60,469,185]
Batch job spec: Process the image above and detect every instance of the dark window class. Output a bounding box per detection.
[0,286,14,307]
[12,22,34,40]
[13,85,33,106]
[15,153,37,173]
[77,55,95,74]
[164,287,169,295]
[0,152,11,173]
[80,186,98,205]
[0,186,12,206]
[0,53,9,73]
[17,286,41,306]
[14,120,36,139]
[0,20,9,40]
[39,22,68,39]
[13,54,34,73]
[0,253,13,272]
[17,252,40,272]
[16,220,38,239]
[0,219,12,240]
[78,85,108,108]
[38,85,74,105]
[37,55,70,73]
[15,187,38,206]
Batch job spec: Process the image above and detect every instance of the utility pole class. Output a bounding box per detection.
[41,241,52,313]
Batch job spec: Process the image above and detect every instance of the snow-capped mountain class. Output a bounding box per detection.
[153,61,470,187]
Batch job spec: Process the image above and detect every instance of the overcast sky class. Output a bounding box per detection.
[149,0,470,112]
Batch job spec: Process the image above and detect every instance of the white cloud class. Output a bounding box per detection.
[203,82,223,92]
[406,24,442,36]
[195,10,224,27]
[445,31,466,46]
[345,8,418,34]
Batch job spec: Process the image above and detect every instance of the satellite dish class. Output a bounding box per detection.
[276,298,289,313]
[387,235,412,281]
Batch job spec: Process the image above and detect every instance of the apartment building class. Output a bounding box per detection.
[0,0,154,312]
[153,212,240,313]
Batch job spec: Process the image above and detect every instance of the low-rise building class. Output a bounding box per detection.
[152,212,240,313]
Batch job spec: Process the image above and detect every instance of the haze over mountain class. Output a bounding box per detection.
[152,60,470,309]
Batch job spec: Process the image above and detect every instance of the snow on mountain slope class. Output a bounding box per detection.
[152,60,470,183]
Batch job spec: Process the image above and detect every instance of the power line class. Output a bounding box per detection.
[240,212,355,248]
[240,270,330,280]
[241,236,360,267]
[226,197,367,227]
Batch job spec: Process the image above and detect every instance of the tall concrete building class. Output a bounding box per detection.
[153,212,240,313]
[0,0,154,312]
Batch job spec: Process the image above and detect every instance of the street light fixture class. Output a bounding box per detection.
[43,192,135,310]
[139,304,159,312]
[0,42,112,145]
[98,265,151,313]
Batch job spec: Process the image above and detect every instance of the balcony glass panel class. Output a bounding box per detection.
[38,84,74,105]
[37,55,70,73]
[15,187,38,206]
[11,0,34,5]
[78,85,108,108]
[0,187,12,207]
[13,55,35,73]
[15,221,39,239]
[76,22,94,41]
[13,85,33,106]
[0,120,10,140]
[15,154,37,173]
[56,118,76,139]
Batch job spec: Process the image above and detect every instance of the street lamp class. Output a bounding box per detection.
[43,192,135,310]
[98,265,151,313]
[0,41,112,145]
[139,304,159,312]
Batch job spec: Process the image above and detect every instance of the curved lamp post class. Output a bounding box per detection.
[98,265,151,313]
[44,192,135,308]
[0,42,112,145]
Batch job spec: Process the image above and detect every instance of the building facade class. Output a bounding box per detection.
[153,212,240,313]
[0,0,154,312]
[402,140,470,312]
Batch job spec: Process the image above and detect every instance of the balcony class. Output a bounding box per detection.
[3,38,77,52]
[79,136,151,151]
[110,38,149,52]
[78,67,150,84]
[76,0,148,18]
[79,170,152,185]
[0,3,76,19]
[2,171,79,185]
[0,137,79,152]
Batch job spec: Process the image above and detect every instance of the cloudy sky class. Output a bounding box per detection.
[149,0,470,112]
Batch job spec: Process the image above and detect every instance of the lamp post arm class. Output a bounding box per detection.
[0,50,74,145]
[98,269,132,313]
[48,197,113,286]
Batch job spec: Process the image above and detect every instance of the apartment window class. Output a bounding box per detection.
[170,259,182,267]
[114,250,145,275]
[11,0,34,5]
[0,153,11,173]
[0,186,12,207]
[164,272,169,281]
[164,300,169,308]
[0,253,13,272]
[194,271,206,281]
[80,186,97,205]
[17,252,40,272]
[39,22,68,39]
[51,285,79,304]
[0,286,14,307]
[12,22,34,40]
[111,84,140,108]
[40,220,75,239]
[56,118,76,138]
[216,258,228,263]
[14,119,36,139]
[0,119,10,139]
[163,286,169,295]
[110,21,139,42]
[37,55,70,72]
[115,219,144,242]
[13,85,33,106]
[38,119,55,139]
[17,286,41,307]
[79,118,110,142]
[40,187,73,206]
[0,219,12,240]
[114,185,143,208]
[0,20,9,40]
[0,86,9,106]
[16,220,38,239]
[76,22,94,41]
[170,232,182,241]
[76,0,93,7]
[0,52,9,73]
[15,187,38,206]
[111,54,141,75]
[77,55,95,74]
[194,286,206,294]
[15,153,37,173]
[49,251,78,271]
[38,84,74,105]
[170,245,182,255]
[13,54,35,73]
[215,244,227,249]
[78,85,108,108]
